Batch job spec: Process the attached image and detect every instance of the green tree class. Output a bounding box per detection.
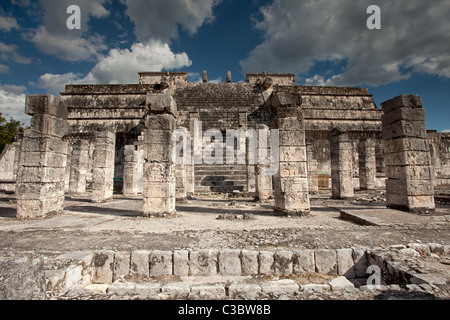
[0,112,25,154]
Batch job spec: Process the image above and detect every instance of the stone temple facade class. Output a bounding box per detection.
[1,71,449,218]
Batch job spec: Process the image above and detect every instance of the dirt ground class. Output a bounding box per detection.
[0,189,449,254]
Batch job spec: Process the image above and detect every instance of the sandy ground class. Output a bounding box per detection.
[0,190,448,253]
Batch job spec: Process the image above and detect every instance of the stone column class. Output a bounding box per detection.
[123,145,143,197]
[359,139,377,190]
[255,125,273,201]
[306,142,319,194]
[186,117,197,195]
[381,95,435,213]
[271,92,310,216]
[175,163,187,202]
[142,93,178,217]
[330,127,354,199]
[69,139,90,194]
[92,131,116,203]
[16,94,69,218]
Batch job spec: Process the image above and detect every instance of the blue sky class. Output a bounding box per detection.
[0,0,449,132]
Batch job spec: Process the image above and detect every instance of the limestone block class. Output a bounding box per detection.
[228,283,262,299]
[64,265,83,289]
[279,146,307,162]
[385,150,432,167]
[381,107,425,126]
[92,251,114,284]
[278,161,308,177]
[293,249,315,274]
[385,165,433,181]
[218,249,242,276]
[189,249,218,276]
[130,250,150,278]
[274,117,304,131]
[336,248,355,278]
[273,251,293,276]
[261,280,299,296]
[29,114,69,138]
[144,163,174,182]
[240,250,259,275]
[381,94,423,113]
[144,114,176,131]
[21,137,68,154]
[329,276,355,291]
[385,179,434,196]
[258,251,274,275]
[384,138,429,154]
[146,93,178,117]
[162,282,191,299]
[352,248,368,278]
[17,167,66,183]
[149,250,173,276]
[315,249,337,275]
[173,250,189,276]
[16,197,64,218]
[26,94,68,118]
[428,243,444,255]
[21,150,68,168]
[16,182,65,200]
[279,130,306,146]
[113,252,130,281]
[143,182,176,198]
[188,284,226,300]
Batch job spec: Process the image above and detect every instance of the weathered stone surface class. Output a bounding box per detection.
[273,251,293,276]
[189,284,226,300]
[336,248,355,278]
[329,276,355,290]
[149,250,172,276]
[113,252,131,281]
[189,249,218,276]
[173,250,189,276]
[130,250,150,278]
[228,282,262,299]
[241,250,259,275]
[261,279,299,295]
[162,282,191,299]
[293,249,315,274]
[92,250,114,284]
[315,249,337,275]
[258,251,274,275]
[0,254,46,300]
[218,249,242,276]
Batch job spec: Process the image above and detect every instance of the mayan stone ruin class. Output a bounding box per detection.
[0,71,449,301]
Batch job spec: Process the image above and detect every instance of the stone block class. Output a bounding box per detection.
[279,146,307,162]
[385,179,434,196]
[16,182,65,200]
[26,94,68,118]
[293,249,315,274]
[189,249,218,276]
[188,284,226,300]
[279,130,306,146]
[428,243,444,255]
[149,250,173,276]
[382,120,427,140]
[381,107,426,126]
[352,248,368,278]
[162,282,191,299]
[329,276,355,290]
[16,197,64,218]
[381,94,423,113]
[21,150,68,168]
[315,249,337,275]
[261,280,299,296]
[273,251,293,276]
[385,165,433,181]
[173,250,189,276]
[258,251,274,275]
[336,248,355,278]
[113,252,130,281]
[30,114,70,138]
[130,250,150,278]
[385,150,432,167]
[218,249,242,276]
[92,250,114,284]
[144,114,176,131]
[228,283,262,299]
[240,250,259,275]
[146,93,178,116]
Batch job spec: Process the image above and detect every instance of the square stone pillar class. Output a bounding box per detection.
[306,142,319,194]
[381,95,435,213]
[359,139,377,190]
[255,125,273,201]
[270,92,310,216]
[92,131,116,203]
[330,127,354,199]
[16,94,69,218]
[69,139,90,194]
[123,145,143,197]
[142,93,178,217]
[175,163,187,202]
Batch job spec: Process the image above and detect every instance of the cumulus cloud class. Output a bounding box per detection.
[124,0,219,43]
[0,85,29,125]
[0,16,19,31]
[37,41,192,94]
[29,0,110,61]
[241,0,450,86]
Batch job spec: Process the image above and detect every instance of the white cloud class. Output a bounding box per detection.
[31,26,107,62]
[124,0,219,43]
[443,129,450,133]
[0,16,19,31]
[241,0,450,87]
[29,0,111,61]
[0,64,9,73]
[37,41,192,93]
[0,85,29,125]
